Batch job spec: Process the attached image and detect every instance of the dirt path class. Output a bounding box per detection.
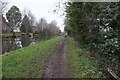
[43,37,68,78]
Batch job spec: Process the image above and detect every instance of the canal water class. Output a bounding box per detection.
[2,36,40,54]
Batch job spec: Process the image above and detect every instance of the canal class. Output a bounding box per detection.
[2,36,41,54]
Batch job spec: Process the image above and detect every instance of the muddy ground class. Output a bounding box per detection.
[43,37,68,78]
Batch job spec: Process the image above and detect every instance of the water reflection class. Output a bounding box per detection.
[2,34,46,54]
[15,38,22,48]
[2,36,36,54]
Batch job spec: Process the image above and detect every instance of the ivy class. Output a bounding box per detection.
[65,2,120,77]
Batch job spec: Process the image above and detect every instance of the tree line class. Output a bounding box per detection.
[65,2,120,77]
[2,5,61,40]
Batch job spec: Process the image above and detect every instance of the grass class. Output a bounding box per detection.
[67,37,103,78]
[2,36,63,78]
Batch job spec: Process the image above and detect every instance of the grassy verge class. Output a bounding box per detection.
[2,36,63,78]
[67,37,103,78]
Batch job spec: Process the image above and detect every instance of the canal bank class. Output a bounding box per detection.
[2,36,63,78]
[1,33,53,54]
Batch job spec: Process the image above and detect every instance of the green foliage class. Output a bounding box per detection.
[6,5,22,29]
[65,2,120,77]
[2,36,63,78]
[67,37,103,78]
[20,15,32,33]
[20,24,26,33]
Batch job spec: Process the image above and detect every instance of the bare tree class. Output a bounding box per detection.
[0,1,8,38]
[27,10,36,26]
[0,0,8,15]
[36,18,47,31]
[22,9,36,27]
[0,0,8,35]
[47,20,60,37]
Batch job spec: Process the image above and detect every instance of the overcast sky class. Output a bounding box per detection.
[6,0,66,32]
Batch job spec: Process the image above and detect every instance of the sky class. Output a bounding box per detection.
[6,0,66,32]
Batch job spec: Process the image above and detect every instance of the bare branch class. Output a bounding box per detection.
[0,1,8,15]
